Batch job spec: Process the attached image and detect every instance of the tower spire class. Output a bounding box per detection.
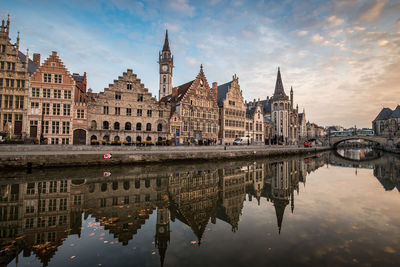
[162,29,170,52]
[272,67,288,100]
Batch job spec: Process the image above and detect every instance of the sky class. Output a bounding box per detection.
[1,0,399,128]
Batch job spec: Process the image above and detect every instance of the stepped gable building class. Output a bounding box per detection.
[373,105,400,137]
[216,74,246,145]
[71,72,88,145]
[27,51,83,145]
[87,69,170,145]
[159,30,173,100]
[161,65,219,144]
[245,100,264,144]
[0,15,35,137]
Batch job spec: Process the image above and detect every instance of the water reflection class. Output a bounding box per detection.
[0,151,399,266]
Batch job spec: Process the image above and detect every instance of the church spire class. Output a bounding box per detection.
[162,29,170,52]
[272,67,288,100]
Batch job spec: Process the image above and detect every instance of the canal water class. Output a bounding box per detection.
[1,149,399,266]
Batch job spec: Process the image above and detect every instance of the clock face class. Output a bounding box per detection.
[158,226,165,233]
[162,65,168,72]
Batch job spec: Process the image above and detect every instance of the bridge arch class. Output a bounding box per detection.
[329,136,387,148]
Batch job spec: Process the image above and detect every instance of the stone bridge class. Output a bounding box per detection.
[329,135,400,148]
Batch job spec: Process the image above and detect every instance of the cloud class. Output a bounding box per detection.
[378,39,389,46]
[327,16,344,27]
[311,34,331,46]
[297,30,308,37]
[168,0,195,16]
[359,0,387,22]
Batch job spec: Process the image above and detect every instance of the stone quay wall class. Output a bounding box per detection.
[0,145,331,169]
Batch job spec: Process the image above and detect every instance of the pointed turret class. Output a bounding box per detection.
[290,86,294,109]
[272,67,288,101]
[162,29,170,52]
[273,199,288,234]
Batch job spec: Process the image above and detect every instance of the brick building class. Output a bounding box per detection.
[87,69,170,145]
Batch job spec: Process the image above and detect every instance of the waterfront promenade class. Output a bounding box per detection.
[0,145,330,169]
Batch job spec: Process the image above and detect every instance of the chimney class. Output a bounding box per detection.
[32,53,40,67]
[172,87,178,97]
[88,88,93,93]
[52,51,57,56]
[212,82,218,99]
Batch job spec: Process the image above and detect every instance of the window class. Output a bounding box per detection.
[31,102,39,109]
[26,218,34,229]
[62,121,70,134]
[49,181,57,193]
[100,198,107,207]
[63,104,71,116]
[146,123,151,131]
[103,121,109,129]
[64,90,71,99]
[147,110,152,117]
[0,62,3,69]
[32,88,40,97]
[48,199,57,211]
[124,196,129,205]
[136,123,142,131]
[48,216,56,226]
[159,111,163,118]
[52,121,59,134]
[42,103,50,115]
[54,89,61,98]
[137,109,142,116]
[59,215,67,225]
[127,83,132,90]
[61,138,69,144]
[52,103,60,115]
[15,96,24,109]
[44,121,49,134]
[125,122,131,130]
[43,88,51,98]
[60,180,67,192]
[54,74,62,83]
[0,78,2,87]
[59,198,67,211]
[115,107,120,115]
[157,123,162,132]
[112,197,118,205]
[3,113,12,126]
[38,199,46,212]
[77,109,84,118]
[137,94,143,102]
[26,200,35,213]
[43,73,52,83]
[51,138,59,144]
[4,95,12,108]
[114,122,120,130]
[115,93,121,100]
[126,108,131,116]
[103,106,109,115]
[73,195,82,205]
[135,194,140,203]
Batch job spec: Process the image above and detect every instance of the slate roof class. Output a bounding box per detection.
[159,80,194,103]
[246,104,257,117]
[72,74,84,82]
[389,105,400,118]
[299,113,304,123]
[272,67,289,101]
[373,107,393,121]
[217,81,232,107]
[18,51,38,74]
[162,30,170,52]
[258,99,272,115]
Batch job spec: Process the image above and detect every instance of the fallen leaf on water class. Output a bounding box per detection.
[70,256,76,259]
[152,251,156,255]
[15,236,24,240]
[191,241,197,244]
[104,241,108,244]
[89,233,95,236]
[69,244,75,247]
[152,242,155,244]
[99,238,104,241]
[384,246,396,254]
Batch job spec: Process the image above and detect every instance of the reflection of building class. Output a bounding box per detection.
[0,156,323,265]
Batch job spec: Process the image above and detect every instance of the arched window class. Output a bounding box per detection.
[90,135,97,141]
[101,183,107,192]
[157,123,162,132]
[114,122,120,130]
[280,103,283,110]
[125,122,131,130]
[114,136,120,141]
[91,120,97,129]
[163,75,166,83]
[136,136,142,142]
[146,136,152,141]
[146,123,151,131]
[112,182,118,190]
[126,136,131,143]
[135,180,140,189]
[136,123,142,131]
[123,181,130,190]
[103,121,109,130]
[103,135,110,142]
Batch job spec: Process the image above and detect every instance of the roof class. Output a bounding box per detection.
[217,81,232,107]
[389,105,400,118]
[72,74,84,82]
[373,107,393,121]
[246,103,257,117]
[162,30,170,52]
[299,113,305,123]
[258,99,272,114]
[18,51,38,74]
[272,67,289,101]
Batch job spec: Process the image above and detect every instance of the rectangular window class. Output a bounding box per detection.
[43,88,51,98]
[0,94,2,108]
[37,218,46,228]
[0,62,3,69]
[124,196,129,205]
[100,198,107,207]
[73,195,82,205]
[137,109,142,116]
[15,96,24,109]
[42,103,50,115]
[43,73,52,83]
[32,88,40,97]
[159,111,163,118]
[103,106,109,115]
[12,63,15,71]
[38,199,46,212]
[52,121,59,134]
[115,107,120,115]
[63,104,71,116]
[25,200,35,213]
[49,181,57,193]
[147,110,152,117]
[64,90,71,99]
[77,109,84,118]
[115,93,121,100]
[48,216,56,226]
[62,121,70,134]
[7,62,10,70]
[112,197,118,206]
[51,138,59,144]
[44,121,49,134]
[54,89,61,98]
[127,83,132,90]
[59,198,67,211]
[59,215,67,225]
[137,94,143,102]
[126,108,132,116]
[54,74,62,83]
[48,199,57,211]
[25,218,34,229]
[3,113,12,126]
[61,138,69,144]
[0,78,3,87]
[60,180,67,192]
[4,95,12,108]
[52,103,60,115]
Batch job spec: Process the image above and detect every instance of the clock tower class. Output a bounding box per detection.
[159,30,173,100]
[155,205,170,267]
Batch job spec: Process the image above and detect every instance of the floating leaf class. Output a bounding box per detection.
[191,241,197,244]
[70,256,76,259]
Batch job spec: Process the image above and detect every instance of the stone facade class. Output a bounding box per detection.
[0,16,32,137]
[161,66,219,144]
[217,75,246,145]
[246,102,265,144]
[159,30,173,100]
[87,69,170,145]
[373,106,400,137]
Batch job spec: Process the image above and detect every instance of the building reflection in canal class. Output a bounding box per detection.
[1,151,399,266]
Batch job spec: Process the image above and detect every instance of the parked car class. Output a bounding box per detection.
[304,141,313,147]
[233,137,250,145]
